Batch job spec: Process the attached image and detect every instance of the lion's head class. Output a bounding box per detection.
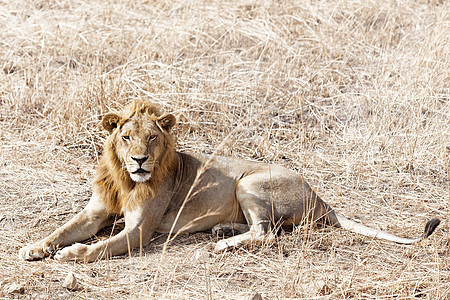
[94,100,177,213]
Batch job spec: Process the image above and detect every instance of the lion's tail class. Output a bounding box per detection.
[332,212,440,244]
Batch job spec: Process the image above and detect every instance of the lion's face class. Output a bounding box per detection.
[116,116,167,183]
[101,103,176,183]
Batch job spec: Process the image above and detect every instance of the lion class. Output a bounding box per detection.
[19,100,440,262]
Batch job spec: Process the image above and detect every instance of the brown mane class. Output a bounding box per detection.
[93,100,177,214]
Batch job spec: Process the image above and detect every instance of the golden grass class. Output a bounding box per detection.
[0,0,448,298]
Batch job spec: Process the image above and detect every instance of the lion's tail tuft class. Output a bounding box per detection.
[423,218,441,239]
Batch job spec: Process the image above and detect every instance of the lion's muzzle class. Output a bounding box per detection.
[128,156,153,182]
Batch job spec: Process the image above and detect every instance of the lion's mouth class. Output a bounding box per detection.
[129,168,152,183]
[132,168,150,174]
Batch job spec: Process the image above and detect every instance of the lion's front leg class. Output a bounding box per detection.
[54,225,139,262]
[54,197,169,262]
[19,193,111,261]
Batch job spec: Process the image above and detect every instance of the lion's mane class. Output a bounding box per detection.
[93,101,177,213]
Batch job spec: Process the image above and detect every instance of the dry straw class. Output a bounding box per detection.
[0,0,448,298]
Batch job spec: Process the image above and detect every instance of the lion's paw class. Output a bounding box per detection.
[214,239,232,252]
[19,243,53,261]
[212,223,249,237]
[55,243,90,262]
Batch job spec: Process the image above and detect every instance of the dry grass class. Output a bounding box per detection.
[0,0,449,298]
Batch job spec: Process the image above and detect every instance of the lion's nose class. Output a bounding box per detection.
[131,156,148,166]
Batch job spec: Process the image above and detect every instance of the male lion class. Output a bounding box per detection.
[19,100,440,262]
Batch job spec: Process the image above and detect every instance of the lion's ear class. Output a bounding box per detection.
[101,113,121,134]
[157,114,176,132]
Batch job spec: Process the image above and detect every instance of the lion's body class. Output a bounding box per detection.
[19,100,440,262]
[155,152,332,235]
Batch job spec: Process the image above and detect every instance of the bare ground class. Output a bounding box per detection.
[0,0,449,299]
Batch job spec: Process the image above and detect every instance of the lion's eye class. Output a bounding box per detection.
[149,135,157,142]
[122,136,130,141]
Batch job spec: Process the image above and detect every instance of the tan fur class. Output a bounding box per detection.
[19,100,440,262]
[95,101,177,213]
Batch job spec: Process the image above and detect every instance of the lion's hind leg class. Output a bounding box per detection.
[214,175,276,251]
[214,222,275,251]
